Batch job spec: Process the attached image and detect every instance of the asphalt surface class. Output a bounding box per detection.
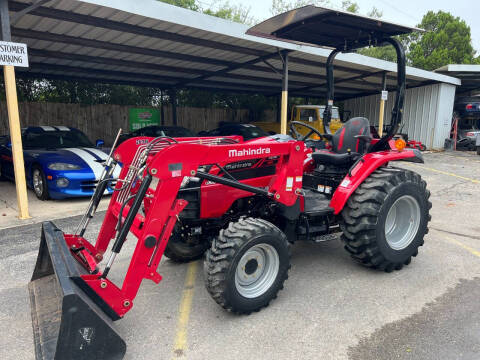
[0,151,479,360]
[0,181,111,229]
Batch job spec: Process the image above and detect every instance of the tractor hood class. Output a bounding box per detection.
[246,5,422,50]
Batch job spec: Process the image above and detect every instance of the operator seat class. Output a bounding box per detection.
[312,117,371,166]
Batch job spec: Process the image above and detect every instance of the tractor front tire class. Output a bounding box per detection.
[204,217,290,314]
[341,167,431,272]
[164,235,210,263]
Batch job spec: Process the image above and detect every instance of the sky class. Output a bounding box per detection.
[220,0,480,54]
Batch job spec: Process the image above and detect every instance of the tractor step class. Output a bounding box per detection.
[303,189,334,216]
[313,233,340,243]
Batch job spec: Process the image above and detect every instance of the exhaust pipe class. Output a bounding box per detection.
[29,222,126,360]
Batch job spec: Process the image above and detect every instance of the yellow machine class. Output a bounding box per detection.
[254,105,343,137]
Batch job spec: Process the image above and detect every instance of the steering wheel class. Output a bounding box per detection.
[289,121,324,142]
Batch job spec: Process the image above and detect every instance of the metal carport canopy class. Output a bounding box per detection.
[435,64,480,95]
[8,0,460,100]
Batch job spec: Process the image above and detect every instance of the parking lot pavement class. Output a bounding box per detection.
[1,151,479,360]
[0,181,111,229]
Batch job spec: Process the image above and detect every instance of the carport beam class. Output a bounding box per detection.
[281,50,289,135]
[0,0,29,219]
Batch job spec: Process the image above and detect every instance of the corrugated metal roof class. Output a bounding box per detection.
[435,64,480,94]
[9,0,461,100]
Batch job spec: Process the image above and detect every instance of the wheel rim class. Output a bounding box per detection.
[32,169,43,196]
[385,195,421,250]
[235,243,279,298]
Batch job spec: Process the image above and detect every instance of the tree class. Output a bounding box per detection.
[367,6,382,19]
[158,0,198,11]
[407,11,477,70]
[358,45,398,62]
[202,1,254,24]
[341,0,358,13]
[270,0,330,15]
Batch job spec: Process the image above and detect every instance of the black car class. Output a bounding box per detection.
[454,96,480,121]
[118,125,195,145]
[200,123,269,141]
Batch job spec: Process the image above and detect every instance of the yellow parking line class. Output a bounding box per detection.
[172,261,198,358]
[406,163,480,184]
[442,153,480,164]
[440,233,480,258]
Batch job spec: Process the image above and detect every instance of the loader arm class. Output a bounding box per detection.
[79,137,304,318]
[28,135,304,359]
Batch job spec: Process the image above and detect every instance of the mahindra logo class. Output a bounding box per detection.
[78,327,95,350]
[228,148,271,157]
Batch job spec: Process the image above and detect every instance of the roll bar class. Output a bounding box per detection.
[322,38,407,151]
[322,49,340,135]
[368,38,406,152]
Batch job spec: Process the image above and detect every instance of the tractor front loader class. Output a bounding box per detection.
[28,135,305,359]
[28,6,432,360]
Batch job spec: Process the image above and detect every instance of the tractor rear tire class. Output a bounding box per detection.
[204,217,290,314]
[340,167,431,272]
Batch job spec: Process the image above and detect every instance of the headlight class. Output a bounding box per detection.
[48,162,81,170]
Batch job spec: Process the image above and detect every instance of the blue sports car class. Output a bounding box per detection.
[0,126,121,200]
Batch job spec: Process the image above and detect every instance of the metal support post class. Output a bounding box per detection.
[378,71,387,137]
[171,89,177,126]
[280,50,289,135]
[1,0,29,219]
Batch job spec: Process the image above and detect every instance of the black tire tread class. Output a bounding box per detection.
[340,166,431,272]
[164,233,209,263]
[204,217,290,314]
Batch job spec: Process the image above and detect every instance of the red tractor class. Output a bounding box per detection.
[28,6,430,360]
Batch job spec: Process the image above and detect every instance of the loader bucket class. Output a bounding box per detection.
[28,222,126,360]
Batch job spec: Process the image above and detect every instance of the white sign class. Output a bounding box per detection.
[381,90,388,101]
[0,41,28,67]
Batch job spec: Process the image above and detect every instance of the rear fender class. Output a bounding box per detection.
[330,149,423,215]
